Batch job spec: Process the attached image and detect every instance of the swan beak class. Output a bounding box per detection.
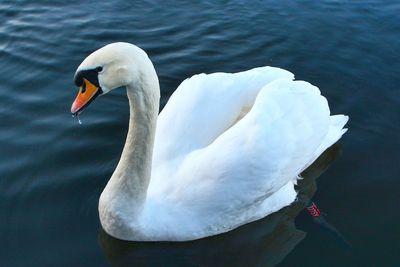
[71,78,102,115]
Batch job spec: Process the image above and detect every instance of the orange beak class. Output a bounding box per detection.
[71,78,101,115]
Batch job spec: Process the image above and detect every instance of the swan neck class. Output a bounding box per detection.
[120,81,158,197]
[99,59,159,239]
[124,79,159,200]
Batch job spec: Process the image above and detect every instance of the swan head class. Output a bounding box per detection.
[71,42,150,115]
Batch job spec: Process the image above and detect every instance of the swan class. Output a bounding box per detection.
[70,42,348,241]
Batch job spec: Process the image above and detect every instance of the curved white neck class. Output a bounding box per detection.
[99,60,160,240]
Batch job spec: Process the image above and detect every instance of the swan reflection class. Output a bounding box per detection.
[99,143,342,267]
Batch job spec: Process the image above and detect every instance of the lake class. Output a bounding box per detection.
[0,1,399,266]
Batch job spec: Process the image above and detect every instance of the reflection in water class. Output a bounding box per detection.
[310,214,351,250]
[99,144,342,267]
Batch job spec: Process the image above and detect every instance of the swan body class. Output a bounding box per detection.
[71,42,348,241]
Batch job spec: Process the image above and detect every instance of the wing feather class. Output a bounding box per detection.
[175,79,330,206]
[152,67,294,166]
[145,69,348,239]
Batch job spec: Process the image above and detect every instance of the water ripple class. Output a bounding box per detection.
[0,1,399,267]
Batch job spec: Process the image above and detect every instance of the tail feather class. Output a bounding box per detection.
[302,114,349,171]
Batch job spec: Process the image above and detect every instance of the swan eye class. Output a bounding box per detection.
[96,66,103,72]
[81,81,87,93]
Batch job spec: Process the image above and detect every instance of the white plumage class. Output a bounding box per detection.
[146,68,348,240]
[73,43,348,241]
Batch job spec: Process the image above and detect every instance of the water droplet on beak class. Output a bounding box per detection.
[72,113,83,125]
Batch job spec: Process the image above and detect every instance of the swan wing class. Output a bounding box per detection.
[152,66,294,167]
[176,78,330,205]
[146,69,348,240]
[146,78,348,240]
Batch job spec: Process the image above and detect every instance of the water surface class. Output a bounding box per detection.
[0,1,399,266]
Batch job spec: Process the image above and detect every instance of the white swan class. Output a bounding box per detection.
[71,42,348,241]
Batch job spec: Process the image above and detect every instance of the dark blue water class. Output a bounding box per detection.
[1,1,399,266]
